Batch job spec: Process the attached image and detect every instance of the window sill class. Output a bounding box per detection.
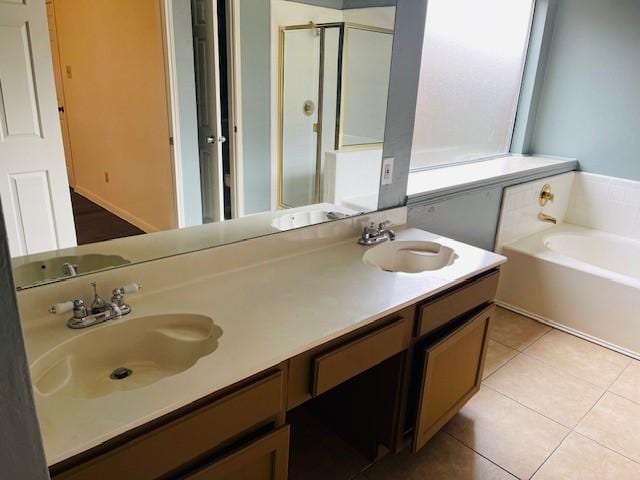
[406,154,577,204]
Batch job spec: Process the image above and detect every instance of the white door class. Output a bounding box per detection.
[192,0,225,223]
[0,0,76,257]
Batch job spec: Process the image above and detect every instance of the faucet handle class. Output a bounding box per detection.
[112,283,141,297]
[49,301,74,314]
[49,299,88,319]
[111,283,141,311]
[378,220,392,229]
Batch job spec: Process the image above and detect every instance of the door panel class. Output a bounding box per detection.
[192,0,224,223]
[413,305,493,452]
[185,426,290,480]
[0,0,76,256]
[280,27,320,208]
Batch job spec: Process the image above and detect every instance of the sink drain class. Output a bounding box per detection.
[110,367,133,380]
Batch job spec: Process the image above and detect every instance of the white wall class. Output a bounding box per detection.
[343,6,395,28]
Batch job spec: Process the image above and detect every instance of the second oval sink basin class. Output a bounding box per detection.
[13,253,130,286]
[31,314,222,399]
[363,241,456,273]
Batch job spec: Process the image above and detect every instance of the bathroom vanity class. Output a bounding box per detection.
[22,222,503,480]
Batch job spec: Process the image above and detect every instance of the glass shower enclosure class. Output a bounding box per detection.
[278,22,393,208]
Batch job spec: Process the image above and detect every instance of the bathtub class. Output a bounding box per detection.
[497,223,640,359]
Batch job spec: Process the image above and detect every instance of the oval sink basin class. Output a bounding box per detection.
[31,314,222,399]
[14,254,130,286]
[363,241,456,273]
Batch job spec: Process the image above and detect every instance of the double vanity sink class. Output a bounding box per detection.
[20,224,505,477]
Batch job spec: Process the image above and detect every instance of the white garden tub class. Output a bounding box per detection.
[497,223,640,358]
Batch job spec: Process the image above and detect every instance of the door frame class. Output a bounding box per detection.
[226,0,243,218]
[163,0,240,224]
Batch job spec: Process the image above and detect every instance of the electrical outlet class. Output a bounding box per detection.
[381,157,394,185]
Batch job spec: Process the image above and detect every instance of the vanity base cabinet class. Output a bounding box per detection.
[183,426,290,480]
[412,305,493,452]
[51,370,287,480]
[50,269,500,478]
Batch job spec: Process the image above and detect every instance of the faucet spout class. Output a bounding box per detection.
[538,213,557,224]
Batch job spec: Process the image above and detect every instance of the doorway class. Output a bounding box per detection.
[46,0,177,245]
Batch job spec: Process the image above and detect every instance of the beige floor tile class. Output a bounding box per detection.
[482,340,518,380]
[362,432,516,480]
[490,307,551,351]
[445,386,569,480]
[610,360,640,405]
[483,354,604,427]
[532,432,640,480]
[576,392,640,464]
[524,330,631,388]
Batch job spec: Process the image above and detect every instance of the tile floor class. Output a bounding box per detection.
[315,306,640,480]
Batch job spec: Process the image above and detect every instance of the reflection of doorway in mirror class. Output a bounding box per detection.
[0,0,241,258]
[48,0,178,241]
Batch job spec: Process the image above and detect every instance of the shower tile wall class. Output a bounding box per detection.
[566,173,640,240]
[495,172,574,250]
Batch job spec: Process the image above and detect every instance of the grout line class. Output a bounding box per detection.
[481,347,519,382]
[518,349,611,390]
[529,427,572,479]
[441,431,519,479]
[570,430,640,468]
[481,384,572,431]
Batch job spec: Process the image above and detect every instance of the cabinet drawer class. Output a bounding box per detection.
[312,317,406,396]
[184,426,290,480]
[54,372,285,480]
[413,305,493,452]
[416,270,498,338]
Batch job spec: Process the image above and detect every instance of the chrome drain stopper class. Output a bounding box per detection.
[110,367,133,380]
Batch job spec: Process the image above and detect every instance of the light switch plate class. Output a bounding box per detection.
[381,157,394,185]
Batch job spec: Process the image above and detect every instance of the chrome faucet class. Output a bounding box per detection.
[358,221,396,246]
[49,282,141,329]
[538,213,557,224]
[61,262,78,277]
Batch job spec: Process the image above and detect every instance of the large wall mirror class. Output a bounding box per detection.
[0,0,396,289]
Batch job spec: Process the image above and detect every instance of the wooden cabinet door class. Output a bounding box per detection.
[413,305,493,452]
[185,426,290,480]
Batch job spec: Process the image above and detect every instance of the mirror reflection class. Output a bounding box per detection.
[1,0,396,289]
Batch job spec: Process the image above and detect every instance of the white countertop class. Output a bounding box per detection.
[24,227,505,465]
[407,155,577,200]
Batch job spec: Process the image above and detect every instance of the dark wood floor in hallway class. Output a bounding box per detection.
[70,189,144,245]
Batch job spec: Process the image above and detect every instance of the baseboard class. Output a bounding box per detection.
[73,185,159,234]
[495,300,640,361]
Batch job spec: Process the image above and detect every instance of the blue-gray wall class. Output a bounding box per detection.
[530,0,640,181]
[240,0,271,214]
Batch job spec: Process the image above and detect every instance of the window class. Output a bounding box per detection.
[410,0,535,171]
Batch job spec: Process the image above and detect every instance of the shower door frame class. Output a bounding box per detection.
[277,22,344,209]
[277,22,394,209]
